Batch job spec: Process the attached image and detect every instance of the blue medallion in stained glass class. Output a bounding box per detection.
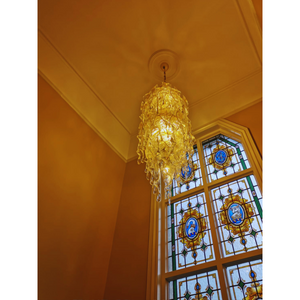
[214,149,228,165]
[227,203,245,226]
[185,217,199,240]
[181,164,192,180]
[171,145,202,196]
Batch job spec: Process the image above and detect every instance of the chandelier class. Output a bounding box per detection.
[137,63,195,202]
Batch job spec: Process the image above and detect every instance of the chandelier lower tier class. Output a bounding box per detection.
[137,72,195,202]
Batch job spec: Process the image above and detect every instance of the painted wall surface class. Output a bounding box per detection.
[38,75,126,300]
[104,159,151,300]
[226,101,262,156]
[251,0,262,28]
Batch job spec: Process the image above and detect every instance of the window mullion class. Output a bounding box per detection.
[197,139,229,300]
[161,180,168,300]
[166,185,205,204]
[221,248,262,268]
[163,260,218,282]
[206,168,254,189]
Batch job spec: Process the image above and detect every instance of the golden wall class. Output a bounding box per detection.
[104,159,151,300]
[226,101,262,156]
[38,75,126,300]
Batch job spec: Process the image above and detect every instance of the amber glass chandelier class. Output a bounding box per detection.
[137,63,195,202]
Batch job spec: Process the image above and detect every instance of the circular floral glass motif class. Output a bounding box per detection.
[181,164,192,180]
[228,203,245,226]
[185,217,199,240]
[214,150,228,165]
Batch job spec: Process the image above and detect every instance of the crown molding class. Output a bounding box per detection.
[38,29,131,162]
[189,69,261,108]
[235,0,262,64]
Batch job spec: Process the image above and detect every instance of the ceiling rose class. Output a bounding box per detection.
[148,49,180,81]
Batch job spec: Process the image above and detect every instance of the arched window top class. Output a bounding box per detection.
[202,133,250,182]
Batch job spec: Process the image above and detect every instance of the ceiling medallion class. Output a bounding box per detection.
[148,49,180,81]
[137,57,195,202]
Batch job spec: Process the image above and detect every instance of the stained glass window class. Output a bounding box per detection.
[210,176,263,257]
[202,134,250,182]
[169,270,222,300]
[167,192,214,271]
[226,259,262,300]
[171,145,202,196]
[158,126,262,300]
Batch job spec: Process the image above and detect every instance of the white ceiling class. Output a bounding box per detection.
[38,0,262,161]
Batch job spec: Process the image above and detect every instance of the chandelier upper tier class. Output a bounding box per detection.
[137,62,195,202]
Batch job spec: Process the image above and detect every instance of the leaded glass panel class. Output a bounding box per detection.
[202,134,250,183]
[171,145,202,197]
[167,192,214,271]
[211,176,263,257]
[226,259,262,300]
[169,270,222,300]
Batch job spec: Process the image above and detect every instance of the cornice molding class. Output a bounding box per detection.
[235,0,262,64]
[189,69,261,108]
[38,29,131,162]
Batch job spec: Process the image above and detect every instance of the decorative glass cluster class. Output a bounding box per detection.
[137,82,195,201]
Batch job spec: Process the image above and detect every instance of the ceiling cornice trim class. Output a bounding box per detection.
[192,98,262,137]
[39,70,128,163]
[234,0,262,64]
[189,68,261,108]
[126,155,139,163]
[38,30,132,162]
[38,28,132,135]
